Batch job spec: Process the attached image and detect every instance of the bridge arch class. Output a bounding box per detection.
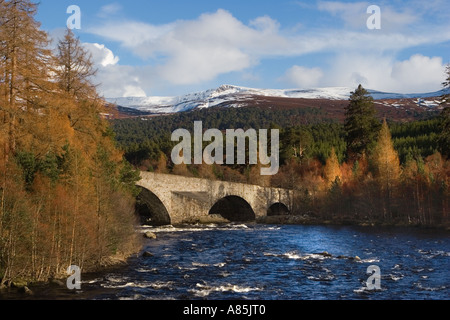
[135,187,171,226]
[137,172,294,224]
[209,195,256,222]
[267,202,290,216]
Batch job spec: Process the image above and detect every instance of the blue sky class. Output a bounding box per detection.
[36,0,450,97]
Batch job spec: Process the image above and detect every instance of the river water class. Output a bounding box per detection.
[2,223,450,300]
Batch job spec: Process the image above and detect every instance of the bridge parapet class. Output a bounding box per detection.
[137,172,294,225]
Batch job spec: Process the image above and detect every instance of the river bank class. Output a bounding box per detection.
[0,256,139,300]
[186,213,450,231]
[256,214,450,231]
[0,242,143,299]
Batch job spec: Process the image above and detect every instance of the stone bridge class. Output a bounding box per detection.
[136,172,294,225]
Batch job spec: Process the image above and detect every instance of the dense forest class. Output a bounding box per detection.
[0,1,141,287]
[112,83,450,228]
[112,104,443,170]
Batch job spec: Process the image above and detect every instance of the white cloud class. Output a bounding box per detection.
[158,45,251,85]
[94,64,149,98]
[381,7,419,30]
[281,65,324,88]
[98,3,122,18]
[89,8,449,63]
[89,10,285,85]
[317,1,419,31]
[320,53,446,93]
[317,0,369,28]
[84,8,450,96]
[249,15,280,33]
[83,43,119,67]
[91,21,176,55]
[123,85,147,98]
[390,55,446,92]
[81,46,151,98]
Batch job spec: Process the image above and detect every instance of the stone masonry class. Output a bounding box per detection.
[137,172,294,225]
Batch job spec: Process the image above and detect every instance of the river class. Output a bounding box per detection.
[1,223,449,300]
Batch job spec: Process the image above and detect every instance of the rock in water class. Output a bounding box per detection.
[142,251,154,257]
[144,232,157,239]
[12,279,28,289]
[50,279,65,287]
[20,286,33,296]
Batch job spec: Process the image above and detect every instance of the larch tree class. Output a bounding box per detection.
[54,29,139,267]
[372,119,401,219]
[54,29,96,98]
[248,159,272,187]
[324,147,342,187]
[0,0,61,284]
[156,152,169,173]
[344,84,381,160]
[53,28,101,141]
[0,0,53,157]
[0,1,140,285]
[0,0,7,161]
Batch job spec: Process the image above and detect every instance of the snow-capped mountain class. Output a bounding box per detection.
[106,85,448,115]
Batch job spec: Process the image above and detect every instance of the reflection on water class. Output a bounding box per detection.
[2,224,449,300]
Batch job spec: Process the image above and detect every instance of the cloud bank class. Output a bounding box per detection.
[81,3,450,97]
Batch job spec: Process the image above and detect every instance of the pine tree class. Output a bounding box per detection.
[438,64,450,158]
[443,64,450,90]
[345,84,381,160]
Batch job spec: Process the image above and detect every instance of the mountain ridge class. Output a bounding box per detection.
[105,84,448,116]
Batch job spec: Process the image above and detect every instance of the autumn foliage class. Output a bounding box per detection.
[163,85,449,228]
[0,1,140,286]
[273,85,449,226]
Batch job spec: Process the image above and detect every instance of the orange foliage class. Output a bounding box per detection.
[0,2,140,284]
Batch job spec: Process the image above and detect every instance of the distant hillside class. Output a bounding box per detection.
[104,85,447,122]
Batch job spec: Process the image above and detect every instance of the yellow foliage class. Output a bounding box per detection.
[372,119,401,190]
[324,147,342,187]
[0,2,139,284]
